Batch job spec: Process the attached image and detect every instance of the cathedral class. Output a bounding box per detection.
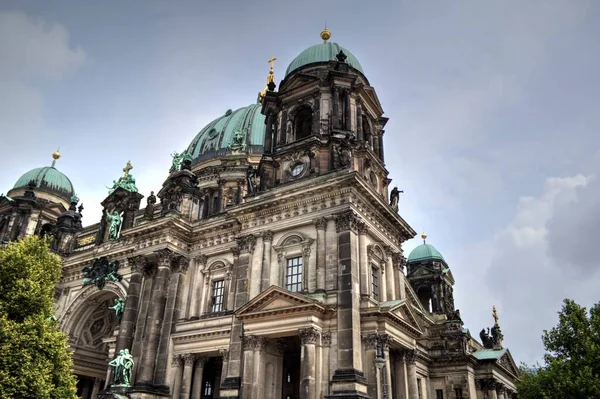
[0,29,519,399]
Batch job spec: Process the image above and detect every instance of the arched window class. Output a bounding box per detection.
[294,107,312,140]
[362,116,372,148]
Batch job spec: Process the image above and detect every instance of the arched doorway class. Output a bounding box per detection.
[62,288,123,398]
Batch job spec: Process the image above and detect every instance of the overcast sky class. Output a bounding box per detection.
[1,0,599,366]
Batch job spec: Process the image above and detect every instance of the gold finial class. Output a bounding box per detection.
[259,57,277,102]
[123,160,133,177]
[421,232,427,243]
[321,27,331,42]
[51,149,61,167]
[492,305,499,326]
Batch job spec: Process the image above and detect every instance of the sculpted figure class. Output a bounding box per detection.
[170,151,183,173]
[108,298,126,321]
[390,186,401,212]
[106,210,122,240]
[108,349,134,386]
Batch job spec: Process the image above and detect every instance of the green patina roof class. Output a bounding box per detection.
[285,42,363,77]
[407,243,445,263]
[472,348,507,360]
[13,166,74,200]
[186,104,266,162]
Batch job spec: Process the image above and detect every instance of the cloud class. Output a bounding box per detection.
[477,172,600,364]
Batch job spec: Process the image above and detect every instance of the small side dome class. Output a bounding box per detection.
[407,243,445,264]
[12,166,75,201]
[185,104,266,164]
[285,42,363,77]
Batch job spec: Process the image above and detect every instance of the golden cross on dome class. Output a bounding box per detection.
[492,305,499,326]
[268,56,277,71]
[123,160,133,177]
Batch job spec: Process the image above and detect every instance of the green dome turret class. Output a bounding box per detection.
[407,233,445,264]
[285,29,363,77]
[185,104,266,164]
[13,166,74,200]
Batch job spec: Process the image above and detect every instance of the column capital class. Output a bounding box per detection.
[399,348,416,363]
[236,234,256,254]
[127,255,147,274]
[183,353,196,366]
[195,254,208,266]
[263,230,274,242]
[314,217,328,230]
[171,354,184,367]
[299,327,320,345]
[357,221,369,235]
[243,335,266,350]
[154,248,175,268]
[333,210,360,233]
[362,333,392,350]
[391,252,406,271]
[174,256,189,274]
[321,331,332,346]
[476,378,498,390]
[219,348,229,358]
[196,356,208,367]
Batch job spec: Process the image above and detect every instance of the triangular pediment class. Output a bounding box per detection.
[280,73,321,93]
[497,350,520,376]
[236,285,328,319]
[387,301,423,335]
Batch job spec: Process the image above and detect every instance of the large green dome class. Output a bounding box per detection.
[285,42,363,77]
[186,104,266,163]
[13,166,75,200]
[407,243,445,264]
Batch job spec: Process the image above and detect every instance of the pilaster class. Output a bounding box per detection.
[299,327,320,399]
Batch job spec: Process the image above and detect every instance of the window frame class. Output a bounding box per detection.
[285,256,303,293]
[274,233,314,293]
[210,278,226,313]
[202,259,232,315]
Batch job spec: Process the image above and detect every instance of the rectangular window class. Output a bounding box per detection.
[454,388,463,399]
[436,389,444,399]
[211,279,225,313]
[285,257,303,292]
[417,379,423,399]
[371,266,379,300]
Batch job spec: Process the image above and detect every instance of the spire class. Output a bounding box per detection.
[258,56,277,103]
[51,150,61,168]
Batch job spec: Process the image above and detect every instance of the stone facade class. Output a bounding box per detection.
[0,31,519,399]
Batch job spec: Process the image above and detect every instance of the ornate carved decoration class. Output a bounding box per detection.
[402,349,416,363]
[231,247,240,257]
[357,221,368,235]
[82,257,122,290]
[476,378,497,390]
[242,335,266,350]
[363,333,391,350]
[196,254,208,266]
[391,252,405,271]
[219,348,229,359]
[171,354,183,367]
[183,353,196,366]
[298,327,320,345]
[314,217,328,230]
[333,210,360,233]
[321,331,332,346]
[154,248,175,267]
[128,255,147,274]
[236,234,256,254]
[263,230,274,242]
[196,356,208,367]
[175,256,189,274]
[303,247,311,258]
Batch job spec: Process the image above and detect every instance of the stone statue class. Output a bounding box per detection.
[144,191,157,220]
[108,349,134,386]
[247,166,258,196]
[105,210,122,240]
[228,131,247,152]
[479,328,493,349]
[389,187,402,212]
[491,324,504,348]
[108,298,126,321]
[447,308,463,324]
[107,162,139,194]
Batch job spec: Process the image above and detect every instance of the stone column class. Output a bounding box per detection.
[219,349,229,386]
[236,179,245,205]
[216,179,225,214]
[405,351,418,399]
[344,90,352,131]
[315,218,327,292]
[171,355,184,399]
[382,336,393,399]
[220,235,256,398]
[191,357,207,399]
[373,134,381,159]
[379,131,385,163]
[299,327,319,399]
[384,247,396,301]
[253,337,267,399]
[312,92,321,134]
[264,112,274,154]
[241,336,258,398]
[362,334,378,399]
[497,385,506,399]
[394,353,409,399]
[321,332,332,397]
[329,210,368,398]
[180,353,195,399]
[115,255,146,354]
[279,110,288,146]
[392,253,406,299]
[189,255,207,319]
[135,248,175,385]
[90,377,102,399]
[358,222,369,299]
[332,86,340,130]
[155,256,189,385]
[356,99,363,142]
[302,246,311,293]
[261,231,273,291]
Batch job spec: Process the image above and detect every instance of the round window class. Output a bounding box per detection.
[291,163,305,177]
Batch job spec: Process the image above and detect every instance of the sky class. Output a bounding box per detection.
[1,0,599,366]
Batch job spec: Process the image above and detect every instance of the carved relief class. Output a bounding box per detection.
[333,210,360,233]
[314,217,328,230]
[299,327,320,345]
[127,255,147,274]
[154,248,175,267]
[263,230,274,242]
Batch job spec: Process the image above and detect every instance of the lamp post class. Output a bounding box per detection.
[374,340,388,399]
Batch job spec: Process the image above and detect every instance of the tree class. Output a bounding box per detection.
[0,236,77,399]
[517,298,600,399]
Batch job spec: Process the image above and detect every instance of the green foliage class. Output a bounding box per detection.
[517,299,600,399]
[0,236,77,399]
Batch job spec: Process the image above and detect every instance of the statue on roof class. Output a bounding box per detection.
[228,130,247,152]
[389,187,403,212]
[107,161,139,194]
[108,349,134,386]
[145,191,157,220]
[106,209,122,240]
[170,150,193,173]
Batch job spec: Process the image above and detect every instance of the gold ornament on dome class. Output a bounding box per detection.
[320,28,331,42]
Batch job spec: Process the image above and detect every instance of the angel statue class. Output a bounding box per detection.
[106,210,122,240]
[170,152,183,173]
[108,298,126,322]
